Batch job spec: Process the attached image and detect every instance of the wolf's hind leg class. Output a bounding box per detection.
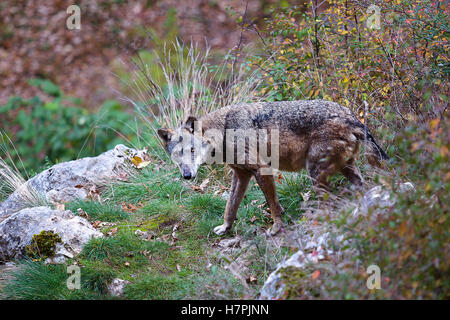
[306,159,336,193]
[254,170,285,236]
[341,159,363,187]
[307,137,357,193]
[213,168,252,235]
[306,143,342,195]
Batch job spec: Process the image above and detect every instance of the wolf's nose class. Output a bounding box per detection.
[183,171,192,180]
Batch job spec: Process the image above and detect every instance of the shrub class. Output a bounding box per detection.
[0,78,139,175]
[249,0,448,128]
[245,0,449,299]
[333,119,449,299]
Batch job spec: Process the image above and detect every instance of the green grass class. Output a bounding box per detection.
[139,198,182,216]
[0,155,377,300]
[2,260,112,300]
[67,200,130,222]
[186,194,227,236]
[1,134,398,300]
[124,273,187,299]
[80,231,169,269]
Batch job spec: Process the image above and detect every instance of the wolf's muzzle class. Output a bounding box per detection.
[182,170,192,180]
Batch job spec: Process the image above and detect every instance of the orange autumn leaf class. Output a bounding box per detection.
[440,146,448,157]
[430,118,440,130]
[411,142,420,152]
[312,270,320,280]
[398,221,407,237]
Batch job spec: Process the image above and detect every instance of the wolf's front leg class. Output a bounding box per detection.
[213,168,252,235]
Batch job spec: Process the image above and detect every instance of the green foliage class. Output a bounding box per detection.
[139,198,181,216]
[81,231,168,268]
[187,194,227,236]
[249,0,448,129]
[2,260,108,300]
[67,200,130,222]
[244,0,449,299]
[124,273,186,299]
[0,78,138,175]
[276,171,313,214]
[186,268,246,299]
[80,262,116,295]
[305,119,449,300]
[25,230,62,261]
[353,119,449,299]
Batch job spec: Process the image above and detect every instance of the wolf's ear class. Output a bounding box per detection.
[157,128,172,144]
[184,116,198,133]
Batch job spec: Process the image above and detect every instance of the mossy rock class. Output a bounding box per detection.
[25,230,63,261]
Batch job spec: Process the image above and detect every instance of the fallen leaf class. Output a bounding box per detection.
[301,191,311,202]
[76,208,89,220]
[121,202,143,213]
[131,156,143,167]
[430,118,440,130]
[246,275,258,284]
[191,185,203,192]
[398,221,407,237]
[312,270,320,280]
[199,178,210,191]
[108,227,118,236]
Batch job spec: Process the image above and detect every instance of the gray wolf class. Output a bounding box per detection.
[158,99,389,235]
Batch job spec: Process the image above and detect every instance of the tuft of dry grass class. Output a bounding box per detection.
[119,41,268,150]
[0,133,45,209]
[113,40,270,184]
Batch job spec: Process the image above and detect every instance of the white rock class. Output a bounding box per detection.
[221,191,230,200]
[259,232,332,299]
[0,144,149,219]
[0,206,103,262]
[259,250,306,300]
[353,182,415,216]
[217,236,242,249]
[107,278,130,297]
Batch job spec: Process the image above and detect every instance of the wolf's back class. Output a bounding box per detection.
[201,99,389,165]
[217,99,356,132]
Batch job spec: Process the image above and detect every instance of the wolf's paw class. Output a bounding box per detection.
[213,224,230,235]
[267,221,284,236]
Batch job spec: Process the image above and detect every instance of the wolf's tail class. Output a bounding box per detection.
[349,119,389,166]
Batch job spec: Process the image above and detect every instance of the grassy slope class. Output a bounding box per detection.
[5,132,444,300]
[1,135,322,300]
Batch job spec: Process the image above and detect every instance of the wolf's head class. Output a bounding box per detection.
[158,116,214,180]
